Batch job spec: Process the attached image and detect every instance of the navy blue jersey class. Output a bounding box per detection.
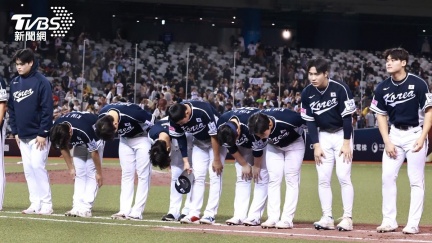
[149,118,188,157]
[300,79,356,129]
[217,107,260,154]
[370,73,432,126]
[54,112,102,152]
[98,103,155,138]
[8,61,53,139]
[252,108,306,153]
[169,101,220,141]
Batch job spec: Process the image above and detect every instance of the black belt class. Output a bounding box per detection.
[394,125,418,131]
[320,127,343,133]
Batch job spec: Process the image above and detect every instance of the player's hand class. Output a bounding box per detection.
[183,161,192,174]
[313,143,326,165]
[212,159,223,176]
[241,164,252,181]
[339,143,352,163]
[15,134,20,148]
[96,172,103,188]
[35,136,47,151]
[384,142,397,159]
[69,168,76,180]
[412,137,425,153]
[252,165,261,182]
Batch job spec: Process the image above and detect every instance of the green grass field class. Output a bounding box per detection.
[2,157,432,242]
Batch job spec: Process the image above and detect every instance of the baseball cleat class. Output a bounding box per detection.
[402,226,419,234]
[336,217,353,231]
[261,220,277,229]
[161,213,176,221]
[313,216,335,230]
[22,207,39,215]
[64,209,79,217]
[243,218,261,226]
[178,214,187,222]
[200,216,216,225]
[111,213,127,220]
[39,208,53,215]
[225,217,243,226]
[127,215,142,221]
[77,210,92,218]
[180,215,200,224]
[376,224,397,233]
[275,220,294,229]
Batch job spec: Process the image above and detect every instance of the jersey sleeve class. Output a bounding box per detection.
[135,109,155,132]
[251,136,267,157]
[369,88,387,115]
[0,77,8,101]
[338,85,356,117]
[418,79,432,111]
[169,121,185,137]
[300,91,314,121]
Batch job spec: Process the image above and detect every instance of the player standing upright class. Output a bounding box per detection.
[300,58,356,231]
[95,102,155,220]
[8,49,53,215]
[168,101,227,225]
[50,111,104,217]
[217,107,268,226]
[0,76,7,211]
[370,48,432,234]
[148,118,193,221]
[248,108,305,229]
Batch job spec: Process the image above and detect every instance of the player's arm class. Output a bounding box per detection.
[90,150,103,187]
[210,135,223,176]
[413,84,432,152]
[338,85,356,162]
[251,137,266,182]
[229,145,252,180]
[60,149,75,179]
[7,81,19,146]
[37,79,54,150]
[177,135,191,172]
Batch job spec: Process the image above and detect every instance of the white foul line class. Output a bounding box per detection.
[0,214,431,243]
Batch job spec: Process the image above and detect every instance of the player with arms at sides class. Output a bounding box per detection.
[248,108,305,229]
[168,101,227,225]
[95,102,155,220]
[148,118,193,221]
[370,48,432,234]
[217,107,268,226]
[50,111,104,217]
[0,76,7,211]
[8,49,53,215]
[300,58,356,231]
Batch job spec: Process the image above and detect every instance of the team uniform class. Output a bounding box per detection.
[169,101,227,224]
[370,73,432,232]
[0,77,7,211]
[253,108,306,229]
[217,107,268,225]
[54,112,104,217]
[148,118,193,220]
[99,103,155,220]
[8,62,53,215]
[301,79,356,230]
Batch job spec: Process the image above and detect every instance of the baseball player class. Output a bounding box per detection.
[300,58,356,231]
[168,101,227,224]
[96,102,155,220]
[8,49,53,215]
[248,108,306,229]
[148,118,193,221]
[50,111,104,217]
[370,48,432,234]
[216,107,268,226]
[0,76,7,211]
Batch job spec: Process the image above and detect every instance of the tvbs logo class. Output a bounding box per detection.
[11,6,74,41]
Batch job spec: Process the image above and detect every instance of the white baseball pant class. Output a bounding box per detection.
[20,138,52,212]
[166,134,193,219]
[266,137,305,223]
[70,144,104,212]
[317,129,354,218]
[0,120,6,210]
[232,146,268,221]
[118,135,152,218]
[381,125,426,227]
[187,139,227,219]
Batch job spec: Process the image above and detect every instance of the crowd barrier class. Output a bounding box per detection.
[4,128,432,162]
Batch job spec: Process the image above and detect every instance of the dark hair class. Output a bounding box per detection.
[95,115,116,141]
[383,47,409,63]
[168,103,187,123]
[149,140,171,169]
[50,123,71,150]
[307,58,329,74]
[217,122,238,147]
[248,113,270,135]
[13,48,34,64]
